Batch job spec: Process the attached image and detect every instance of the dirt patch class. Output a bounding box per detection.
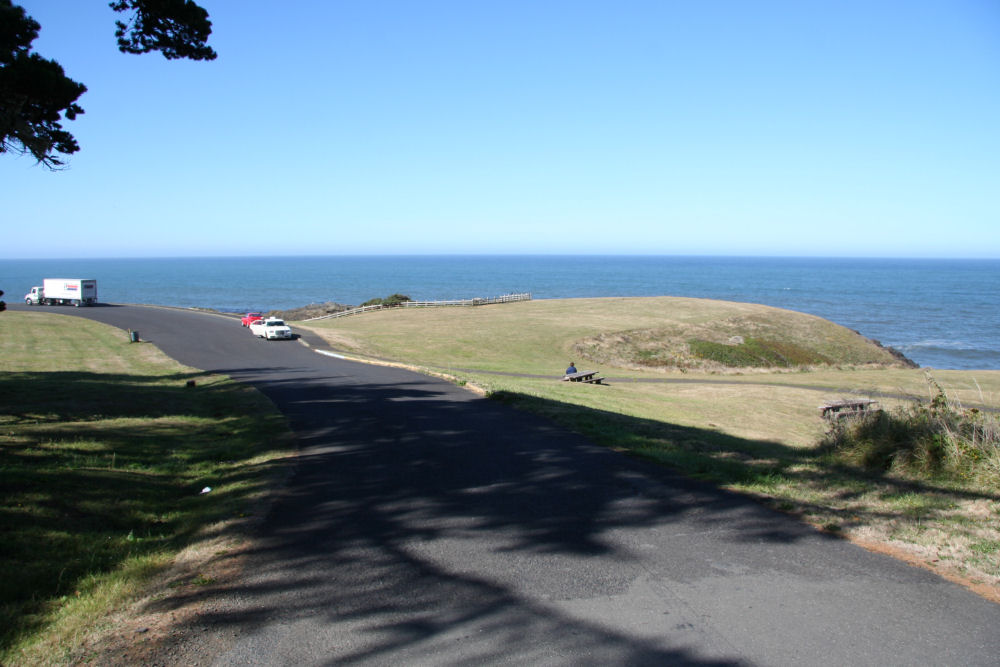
[79,533,251,665]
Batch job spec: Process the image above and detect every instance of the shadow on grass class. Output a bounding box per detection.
[488,389,1000,520]
[0,370,288,655]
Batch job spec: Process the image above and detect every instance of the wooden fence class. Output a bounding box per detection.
[303,292,532,322]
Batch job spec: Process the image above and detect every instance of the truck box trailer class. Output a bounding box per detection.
[24,279,98,306]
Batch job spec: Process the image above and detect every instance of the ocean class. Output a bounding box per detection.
[3,256,999,371]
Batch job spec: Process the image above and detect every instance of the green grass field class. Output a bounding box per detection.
[299,297,1000,598]
[0,311,291,664]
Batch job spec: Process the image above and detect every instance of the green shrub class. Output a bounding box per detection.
[632,349,681,367]
[687,337,830,368]
[823,381,1000,485]
[384,293,412,306]
[361,293,412,308]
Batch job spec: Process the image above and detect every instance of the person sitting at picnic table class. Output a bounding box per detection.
[565,362,578,375]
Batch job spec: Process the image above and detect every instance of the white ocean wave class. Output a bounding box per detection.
[898,339,981,352]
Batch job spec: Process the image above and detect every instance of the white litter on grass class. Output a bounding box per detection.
[200,487,212,494]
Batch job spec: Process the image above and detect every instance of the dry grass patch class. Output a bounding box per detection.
[575,311,906,372]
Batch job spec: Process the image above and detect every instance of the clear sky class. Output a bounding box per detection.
[3,0,999,259]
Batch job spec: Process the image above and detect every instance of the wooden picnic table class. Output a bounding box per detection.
[819,399,879,419]
[563,370,604,385]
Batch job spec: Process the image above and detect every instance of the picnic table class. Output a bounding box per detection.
[563,370,605,385]
[819,399,879,419]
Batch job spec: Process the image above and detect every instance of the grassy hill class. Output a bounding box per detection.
[298,296,912,375]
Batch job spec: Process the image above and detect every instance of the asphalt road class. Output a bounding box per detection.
[14,303,1000,665]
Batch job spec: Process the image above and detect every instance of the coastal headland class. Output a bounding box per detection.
[3,298,999,663]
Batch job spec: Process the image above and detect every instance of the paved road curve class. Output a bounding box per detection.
[16,304,1000,665]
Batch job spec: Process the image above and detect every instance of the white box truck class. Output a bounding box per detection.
[24,279,98,306]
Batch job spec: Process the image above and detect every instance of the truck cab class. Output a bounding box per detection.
[24,286,43,305]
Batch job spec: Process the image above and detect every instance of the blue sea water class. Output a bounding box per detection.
[3,256,999,371]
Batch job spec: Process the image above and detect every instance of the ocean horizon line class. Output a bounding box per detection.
[5,253,1000,262]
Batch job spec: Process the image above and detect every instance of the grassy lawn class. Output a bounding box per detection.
[299,298,1000,599]
[0,311,291,664]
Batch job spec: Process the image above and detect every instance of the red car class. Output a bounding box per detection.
[241,312,264,327]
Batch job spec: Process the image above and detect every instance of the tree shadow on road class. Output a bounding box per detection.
[132,373,1000,665]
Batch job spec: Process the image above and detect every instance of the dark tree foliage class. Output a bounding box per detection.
[0,0,87,168]
[360,294,413,307]
[0,0,215,169]
[110,0,216,61]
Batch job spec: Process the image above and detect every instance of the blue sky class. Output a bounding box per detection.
[3,0,999,258]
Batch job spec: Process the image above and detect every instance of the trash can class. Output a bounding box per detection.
[129,330,139,343]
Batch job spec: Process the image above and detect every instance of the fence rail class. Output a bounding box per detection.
[303,292,532,322]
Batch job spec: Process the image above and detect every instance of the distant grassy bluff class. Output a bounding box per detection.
[289,296,916,374]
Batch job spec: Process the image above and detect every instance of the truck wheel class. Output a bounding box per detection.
[73,300,80,307]
[25,299,32,305]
